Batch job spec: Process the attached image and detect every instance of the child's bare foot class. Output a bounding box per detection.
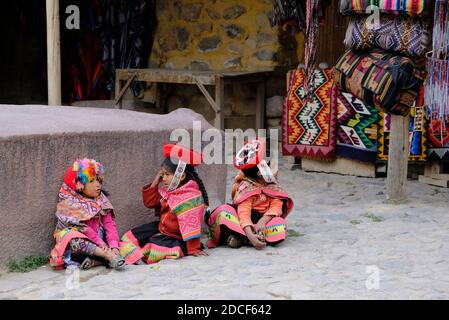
[227,235,244,248]
[193,251,209,256]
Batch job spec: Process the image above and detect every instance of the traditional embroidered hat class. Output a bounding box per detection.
[233,138,266,170]
[163,143,203,167]
[64,158,104,190]
[163,144,203,191]
[234,138,276,183]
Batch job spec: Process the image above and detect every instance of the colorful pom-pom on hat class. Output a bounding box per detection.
[64,158,104,190]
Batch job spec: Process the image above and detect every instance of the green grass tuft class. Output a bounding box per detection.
[350,220,361,225]
[287,229,304,237]
[362,213,384,223]
[8,256,49,273]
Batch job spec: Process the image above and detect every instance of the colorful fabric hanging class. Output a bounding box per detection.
[377,87,428,161]
[282,67,338,159]
[339,0,432,17]
[344,15,430,58]
[425,0,449,122]
[334,49,426,116]
[268,0,331,33]
[428,117,449,147]
[62,0,109,103]
[101,0,156,96]
[335,88,380,163]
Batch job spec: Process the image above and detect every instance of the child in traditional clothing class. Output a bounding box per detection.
[50,159,125,270]
[207,139,294,250]
[120,144,209,265]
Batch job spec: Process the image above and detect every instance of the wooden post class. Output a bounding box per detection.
[46,0,61,106]
[214,76,225,130]
[115,75,122,109]
[256,80,266,130]
[386,114,410,202]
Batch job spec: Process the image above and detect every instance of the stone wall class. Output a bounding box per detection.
[0,105,227,267]
[134,0,304,131]
[149,0,302,71]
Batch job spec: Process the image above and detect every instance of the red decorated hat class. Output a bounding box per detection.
[233,138,266,170]
[163,144,203,166]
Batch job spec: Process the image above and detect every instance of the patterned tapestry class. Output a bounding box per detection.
[336,88,380,162]
[282,67,337,159]
[377,89,427,161]
[334,49,425,116]
[428,117,449,148]
[344,15,430,58]
[339,0,431,17]
[428,117,449,161]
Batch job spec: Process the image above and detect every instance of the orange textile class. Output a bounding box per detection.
[237,196,284,230]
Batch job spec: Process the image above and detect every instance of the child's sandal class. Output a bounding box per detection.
[109,256,126,270]
[227,235,244,249]
[80,257,93,270]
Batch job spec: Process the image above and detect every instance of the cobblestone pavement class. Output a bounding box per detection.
[1,159,448,299]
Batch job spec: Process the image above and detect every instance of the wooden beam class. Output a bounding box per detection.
[214,76,225,130]
[116,69,217,85]
[256,80,266,129]
[114,74,136,107]
[418,175,449,188]
[46,0,61,106]
[386,114,410,202]
[194,78,219,113]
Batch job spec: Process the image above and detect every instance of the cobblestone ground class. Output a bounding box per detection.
[1,158,448,300]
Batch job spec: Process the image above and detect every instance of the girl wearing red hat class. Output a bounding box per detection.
[119,144,209,265]
[207,139,294,250]
[49,159,125,270]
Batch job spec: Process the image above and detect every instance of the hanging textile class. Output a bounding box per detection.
[101,0,156,96]
[335,88,380,163]
[344,15,431,58]
[62,0,109,103]
[334,49,426,116]
[428,117,449,148]
[377,87,428,161]
[268,0,331,33]
[425,0,449,121]
[339,0,432,17]
[282,67,338,159]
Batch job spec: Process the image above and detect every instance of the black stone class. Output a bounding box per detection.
[198,35,221,52]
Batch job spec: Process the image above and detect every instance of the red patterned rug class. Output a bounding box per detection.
[282,67,337,159]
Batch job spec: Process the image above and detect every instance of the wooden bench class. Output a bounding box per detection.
[114,68,274,130]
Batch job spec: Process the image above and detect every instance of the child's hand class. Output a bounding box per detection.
[254,215,271,239]
[244,226,266,250]
[151,169,163,188]
[193,250,209,257]
[247,232,266,250]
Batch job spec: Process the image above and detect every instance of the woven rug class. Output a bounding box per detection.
[377,94,427,162]
[428,117,449,148]
[344,15,430,58]
[428,148,449,161]
[282,67,337,159]
[336,88,380,162]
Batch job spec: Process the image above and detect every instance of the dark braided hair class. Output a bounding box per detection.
[241,160,272,181]
[162,157,210,210]
[241,165,260,180]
